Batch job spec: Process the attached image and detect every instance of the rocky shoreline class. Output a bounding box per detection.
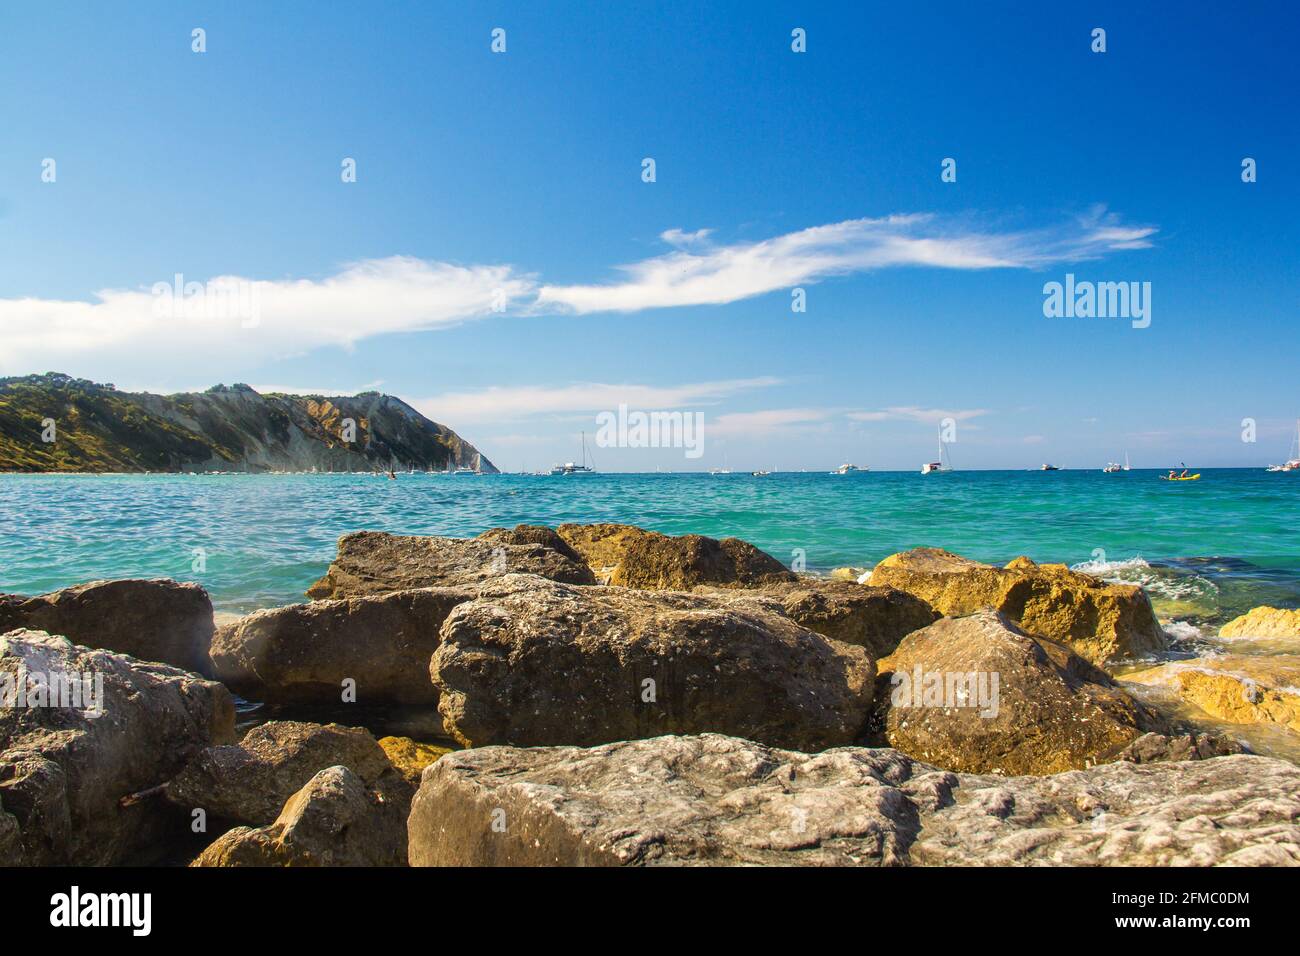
[3,523,1299,866]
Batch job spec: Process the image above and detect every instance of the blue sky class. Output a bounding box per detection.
[1,1,1296,471]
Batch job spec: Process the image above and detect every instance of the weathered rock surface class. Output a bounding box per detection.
[1125,655,1300,732]
[305,530,595,600]
[476,524,586,564]
[163,720,404,826]
[868,548,1165,665]
[1220,606,1300,641]
[556,523,796,589]
[754,580,938,658]
[210,587,470,707]
[431,575,874,751]
[1114,731,1247,764]
[875,610,1156,774]
[408,733,1300,866]
[0,579,215,674]
[378,736,453,786]
[0,629,235,865]
[193,765,407,867]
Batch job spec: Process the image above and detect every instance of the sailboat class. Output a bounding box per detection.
[921,427,953,475]
[1266,420,1300,472]
[551,432,596,475]
[1103,452,1130,473]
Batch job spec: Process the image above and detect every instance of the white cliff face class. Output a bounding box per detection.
[0,374,497,473]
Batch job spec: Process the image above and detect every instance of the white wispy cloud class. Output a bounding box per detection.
[710,408,837,436]
[414,377,781,426]
[536,208,1156,314]
[0,256,535,377]
[847,406,990,423]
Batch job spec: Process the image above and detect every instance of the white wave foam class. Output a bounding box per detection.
[1070,555,1151,575]
[1161,620,1207,643]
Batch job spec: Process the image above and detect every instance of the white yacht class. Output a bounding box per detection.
[921,427,953,474]
[1266,420,1300,472]
[551,432,595,475]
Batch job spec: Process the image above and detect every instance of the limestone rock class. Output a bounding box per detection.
[193,766,406,867]
[556,523,795,589]
[210,587,470,707]
[0,579,215,674]
[378,736,453,786]
[759,580,938,658]
[1125,655,1300,732]
[0,629,235,865]
[305,530,595,600]
[163,720,403,826]
[1220,606,1300,642]
[408,733,1300,866]
[431,574,874,751]
[1114,731,1247,764]
[875,610,1156,774]
[868,548,1165,665]
[476,524,586,564]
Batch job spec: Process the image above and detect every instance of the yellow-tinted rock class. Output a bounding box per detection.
[868,548,1164,666]
[378,736,452,785]
[555,523,795,590]
[875,610,1155,775]
[1220,606,1300,641]
[1125,655,1300,732]
[829,567,871,583]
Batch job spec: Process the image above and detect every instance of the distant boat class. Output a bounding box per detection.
[1103,452,1129,473]
[921,426,953,475]
[751,469,770,477]
[1266,419,1300,472]
[551,432,595,475]
[1040,463,1060,471]
[709,467,732,475]
[833,463,867,475]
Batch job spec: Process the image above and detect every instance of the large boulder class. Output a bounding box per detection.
[1220,606,1300,642]
[210,587,470,707]
[867,548,1164,665]
[0,629,235,865]
[193,766,406,867]
[750,580,938,657]
[408,733,1300,866]
[556,523,796,589]
[1124,655,1300,733]
[476,524,586,564]
[0,579,215,674]
[430,575,874,751]
[163,720,405,826]
[305,530,595,599]
[874,610,1156,774]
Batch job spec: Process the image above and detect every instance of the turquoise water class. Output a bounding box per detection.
[1,469,1297,619]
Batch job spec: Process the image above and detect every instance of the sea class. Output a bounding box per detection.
[3,467,1296,619]
[4,466,1299,758]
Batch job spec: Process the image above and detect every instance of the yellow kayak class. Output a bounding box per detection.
[1160,474,1201,481]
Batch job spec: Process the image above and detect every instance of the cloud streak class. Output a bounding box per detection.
[0,256,535,377]
[537,208,1156,313]
[414,377,782,426]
